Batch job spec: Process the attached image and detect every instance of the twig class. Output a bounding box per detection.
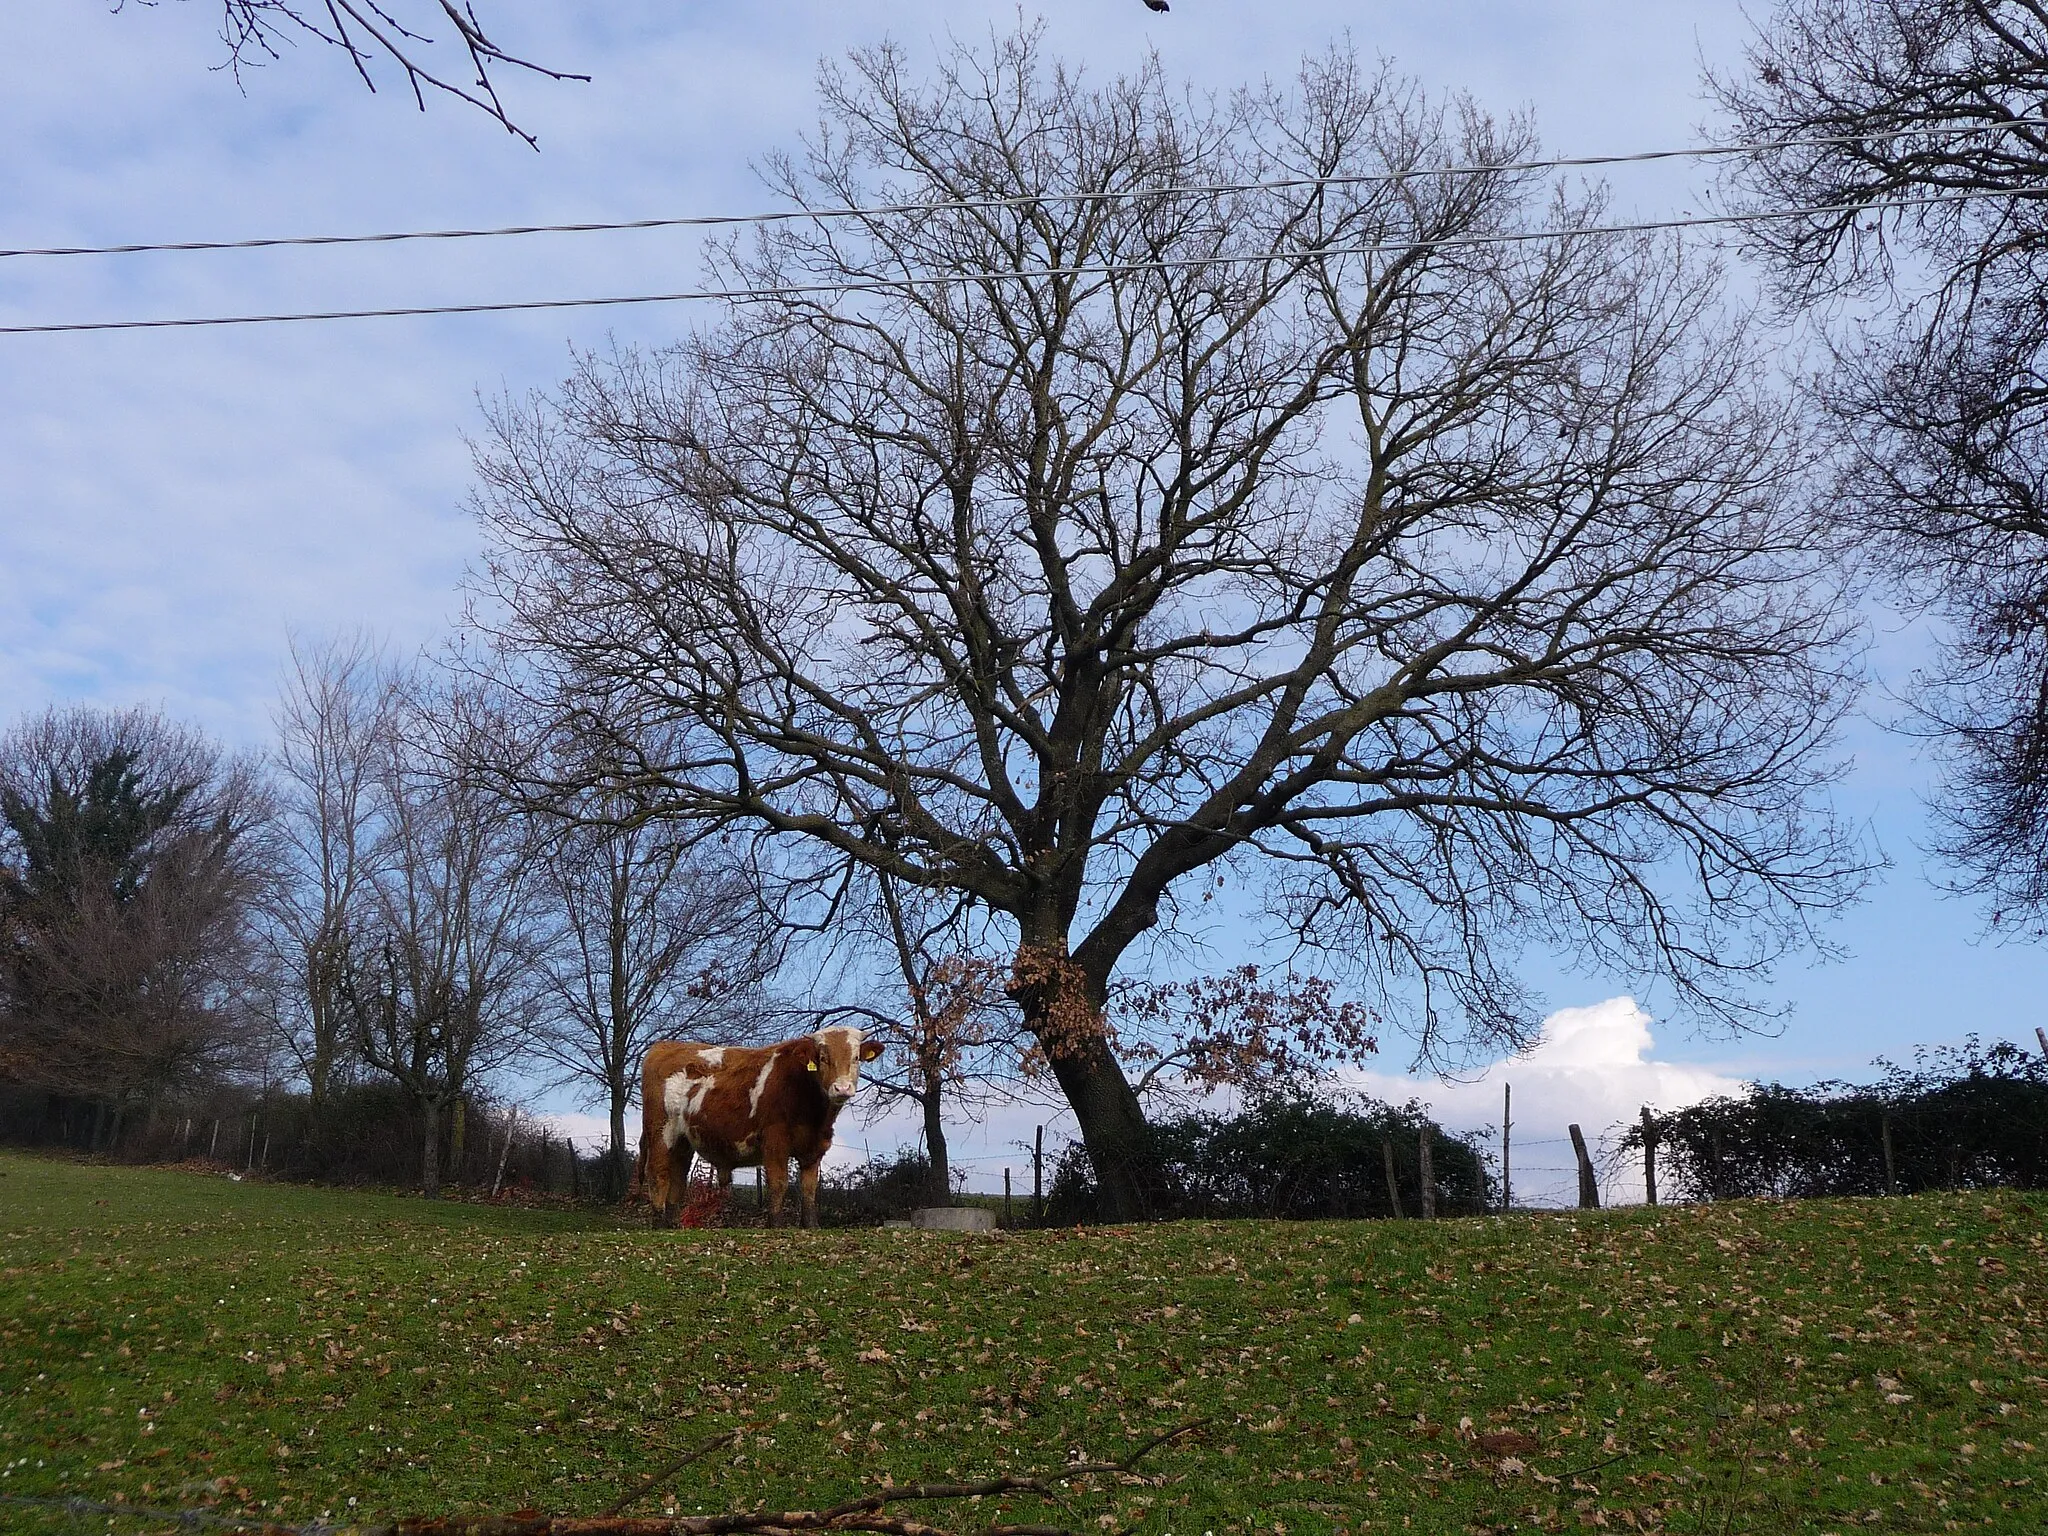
[0,1420,1207,1536]
[1557,1449,1631,1481]
[597,1431,741,1518]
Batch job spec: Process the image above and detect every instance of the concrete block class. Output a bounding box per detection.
[910,1206,996,1232]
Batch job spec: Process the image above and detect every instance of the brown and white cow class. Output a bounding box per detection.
[634,1026,883,1229]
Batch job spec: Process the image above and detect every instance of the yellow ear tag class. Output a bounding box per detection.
[807,1060,818,1071]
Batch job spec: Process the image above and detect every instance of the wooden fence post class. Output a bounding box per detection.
[1418,1126,1437,1219]
[1382,1138,1404,1219]
[208,1119,220,1160]
[1004,1168,1012,1228]
[1568,1124,1600,1209]
[1641,1106,1658,1207]
[1500,1083,1512,1213]
[2036,1025,2047,1061]
[1882,1112,1897,1196]
[1032,1125,1044,1225]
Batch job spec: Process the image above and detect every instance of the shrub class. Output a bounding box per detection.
[1046,1090,1492,1222]
[1624,1036,2048,1201]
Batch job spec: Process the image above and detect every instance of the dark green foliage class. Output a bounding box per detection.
[1626,1036,2048,1200]
[0,747,196,910]
[1048,1090,1492,1222]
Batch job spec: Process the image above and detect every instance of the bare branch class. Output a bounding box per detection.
[127,0,586,145]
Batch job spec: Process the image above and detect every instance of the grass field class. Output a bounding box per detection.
[0,1151,2042,1534]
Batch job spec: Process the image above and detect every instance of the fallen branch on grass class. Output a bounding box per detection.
[0,1419,1207,1536]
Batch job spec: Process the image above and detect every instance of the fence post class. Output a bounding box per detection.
[2036,1025,2047,1061]
[208,1119,220,1160]
[1881,1112,1897,1196]
[1418,1125,1437,1219]
[568,1140,580,1200]
[1641,1106,1658,1207]
[1500,1083,1512,1213]
[1004,1167,1012,1228]
[1381,1138,1404,1219]
[1568,1124,1600,1209]
[1032,1125,1044,1225]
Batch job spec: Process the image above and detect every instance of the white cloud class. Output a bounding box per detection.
[1350,996,1747,1208]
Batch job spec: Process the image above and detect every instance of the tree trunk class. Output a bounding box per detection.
[921,1086,951,1206]
[450,1098,468,1185]
[1012,936,1163,1222]
[1040,1030,1158,1222]
[609,1087,630,1201]
[419,1097,443,1199]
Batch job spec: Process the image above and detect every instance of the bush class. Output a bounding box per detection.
[1046,1090,1493,1223]
[818,1149,951,1225]
[1623,1036,2048,1201]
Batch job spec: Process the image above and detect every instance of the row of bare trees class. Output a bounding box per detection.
[0,651,783,1197]
[253,640,789,1196]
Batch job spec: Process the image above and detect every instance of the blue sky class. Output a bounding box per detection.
[4,2,2041,1194]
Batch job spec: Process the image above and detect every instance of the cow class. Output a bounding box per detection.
[633,1026,884,1229]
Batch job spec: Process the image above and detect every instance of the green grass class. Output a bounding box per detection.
[0,1150,2042,1534]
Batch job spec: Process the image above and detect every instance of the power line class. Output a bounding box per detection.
[5,114,2046,263]
[0,188,2003,338]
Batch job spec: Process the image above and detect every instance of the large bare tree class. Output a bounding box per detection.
[1715,0,2048,934]
[472,33,1868,1218]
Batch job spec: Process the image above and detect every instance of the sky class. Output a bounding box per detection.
[4,2,2043,1203]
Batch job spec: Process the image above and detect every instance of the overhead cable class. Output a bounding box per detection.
[3,114,2045,262]
[0,187,2006,337]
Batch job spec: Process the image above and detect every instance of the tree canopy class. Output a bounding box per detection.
[474,32,1869,1217]
[1718,0,2048,933]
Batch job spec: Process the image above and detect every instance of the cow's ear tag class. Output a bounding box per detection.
[807,1059,818,1071]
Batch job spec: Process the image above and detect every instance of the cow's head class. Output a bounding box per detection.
[808,1026,884,1106]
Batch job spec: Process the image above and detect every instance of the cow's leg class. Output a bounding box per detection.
[799,1161,823,1230]
[637,1117,664,1213]
[714,1166,733,1227]
[762,1149,792,1228]
[663,1142,694,1229]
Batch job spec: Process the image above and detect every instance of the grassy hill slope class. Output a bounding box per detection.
[0,1151,2041,1534]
